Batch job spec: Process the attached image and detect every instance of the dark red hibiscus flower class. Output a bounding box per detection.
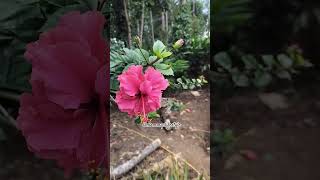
[17,11,109,177]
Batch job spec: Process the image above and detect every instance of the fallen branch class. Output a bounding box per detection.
[110,138,161,179]
[115,123,204,178]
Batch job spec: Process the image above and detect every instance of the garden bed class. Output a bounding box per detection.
[110,88,210,179]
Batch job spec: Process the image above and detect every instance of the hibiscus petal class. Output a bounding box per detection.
[115,90,139,115]
[144,66,169,91]
[58,11,107,64]
[118,65,144,96]
[139,80,152,95]
[25,42,100,109]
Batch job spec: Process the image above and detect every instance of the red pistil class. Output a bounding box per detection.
[141,95,149,123]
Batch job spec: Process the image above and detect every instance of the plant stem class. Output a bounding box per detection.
[0,90,20,102]
[0,104,17,128]
[148,57,160,66]
[98,0,106,11]
[135,41,149,65]
[149,47,174,66]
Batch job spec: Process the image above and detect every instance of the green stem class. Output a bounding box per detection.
[98,0,106,11]
[135,42,149,65]
[0,104,17,128]
[149,47,174,66]
[148,57,160,66]
[0,90,20,102]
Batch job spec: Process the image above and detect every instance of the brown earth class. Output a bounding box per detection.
[110,88,210,179]
[213,83,320,180]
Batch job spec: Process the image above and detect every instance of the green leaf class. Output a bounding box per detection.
[232,73,249,87]
[124,48,145,64]
[148,112,160,119]
[160,51,172,58]
[253,71,272,88]
[262,55,275,68]
[134,116,141,124]
[110,76,119,92]
[277,54,293,69]
[241,54,258,69]
[134,49,149,61]
[154,63,174,76]
[276,70,291,80]
[149,56,157,62]
[214,52,232,71]
[40,4,87,32]
[171,59,189,73]
[153,40,166,57]
[79,0,98,10]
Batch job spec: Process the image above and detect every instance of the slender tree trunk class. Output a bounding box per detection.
[136,20,140,37]
[150,10,155,44]
[161,11,165,32]
[161,11,166,42]
[165,11,168,32]
[123,0,132,48]
[193,0,196,16]
[165,10,169,43]
[139,1,145,43]
[180,0,186,5]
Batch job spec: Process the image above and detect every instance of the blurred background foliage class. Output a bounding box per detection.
[211,0,320,93]
[0,0,107,140]
[109,0,210,94]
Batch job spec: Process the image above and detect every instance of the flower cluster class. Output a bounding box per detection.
[17,11,108,177]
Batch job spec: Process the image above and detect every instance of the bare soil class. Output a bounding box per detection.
[213,82,320,180]
[110,88,210,179]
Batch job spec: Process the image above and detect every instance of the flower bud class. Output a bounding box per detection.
[134,36,142,47]
[173,39,184,49]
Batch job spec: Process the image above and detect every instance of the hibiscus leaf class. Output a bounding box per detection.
[0,39,32,93]
[148,112,160,119]
[154,63,174,76]
[78,0,98,10]
[148,56,157,62]
[160,51,172,59]
[277,54,293,69]
[110,76,119,92]
[153,40,166,58]
[124,49,145,64]
[135,116,142,124]
[40,4,88,32]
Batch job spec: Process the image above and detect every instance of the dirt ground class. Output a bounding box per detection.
[110,88,210,179]
[213,81,320,180]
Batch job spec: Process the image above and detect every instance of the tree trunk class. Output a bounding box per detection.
[150,10,155,44]
[193,0,196,16]
[136,20,140,37]
[161,11,165,32]
[123,0,132,48]
[165,10,169,43]
[180,0,186,5]
[165,11,168,32]
[139,1,145,43]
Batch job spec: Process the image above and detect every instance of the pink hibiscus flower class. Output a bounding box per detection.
[115,65,169,122]
[17,11,109,177]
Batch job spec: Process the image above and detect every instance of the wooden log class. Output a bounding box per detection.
[110,138,161,179]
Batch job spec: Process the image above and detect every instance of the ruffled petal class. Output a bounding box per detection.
[25,42,100,109]
[118,65,144,96]
[144,66,169,91]
[57,11,107,64]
